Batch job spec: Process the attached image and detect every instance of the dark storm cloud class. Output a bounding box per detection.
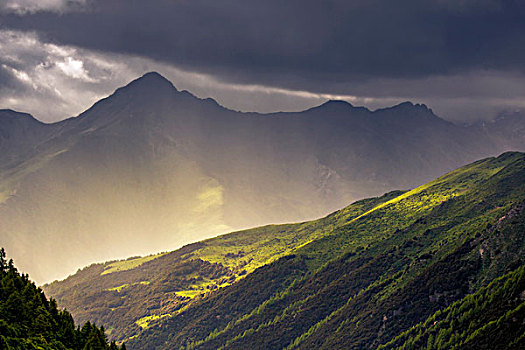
[1,0,525,123]
[2,0,525,90]
[0,65,24,92]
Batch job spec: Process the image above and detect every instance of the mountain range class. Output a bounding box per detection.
[1,72,524,284]
[44,152,525,349]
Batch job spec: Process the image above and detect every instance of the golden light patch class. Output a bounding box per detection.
[193,181,225,213]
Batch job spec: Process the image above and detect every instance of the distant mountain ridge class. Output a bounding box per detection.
[473,110,525,151]
[1,72,524,283]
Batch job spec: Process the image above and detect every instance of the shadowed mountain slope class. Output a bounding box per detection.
[1,72,523,283]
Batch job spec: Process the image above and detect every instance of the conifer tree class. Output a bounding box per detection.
[0,248,125,350]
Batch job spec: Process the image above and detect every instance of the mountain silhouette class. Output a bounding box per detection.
[0,72,523,283]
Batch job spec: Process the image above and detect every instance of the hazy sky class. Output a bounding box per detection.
[1,0,524,122]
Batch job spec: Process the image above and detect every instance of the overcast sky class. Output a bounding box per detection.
[0,0,524,123]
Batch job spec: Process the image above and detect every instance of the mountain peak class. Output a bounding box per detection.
[307,99,366,113]
[125,71,176,91]
[71,72,180,124]
[321,99,354,108]
[110,72,178,100]
[390,101,432,112]
[138,71,171,83]
[374,101,437,118]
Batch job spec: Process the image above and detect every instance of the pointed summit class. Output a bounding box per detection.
[137,71,172,83]
[71,72,181,126]
[122,71,177,93]
[105,71,179,103]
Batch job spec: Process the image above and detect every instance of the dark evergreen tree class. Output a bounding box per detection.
[0,248,125,350]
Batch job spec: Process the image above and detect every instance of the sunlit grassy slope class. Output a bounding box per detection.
[44,187,404,342]
[45,152,525,347]
[101,254,168,275]
[126,152,524,350]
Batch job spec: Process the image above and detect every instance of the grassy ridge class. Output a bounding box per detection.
[44,187,402,343]
[45,152,525,348]
[126,152,525,349]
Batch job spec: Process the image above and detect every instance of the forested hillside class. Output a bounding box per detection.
[46,152,525,349]
[0,248,125,350]
[379,266,525,349]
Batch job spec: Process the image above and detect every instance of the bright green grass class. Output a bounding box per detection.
[175,290,205,299]
[107,284,130,292]
[294,155,513,268]
[46,152,525,347]
[106,281,150,292]
[101,254,167,275]
[191,191,401,276]
[135,313,172,329]
[176,153,524,350]
[175,278,232,300]
[109,155,504,322]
